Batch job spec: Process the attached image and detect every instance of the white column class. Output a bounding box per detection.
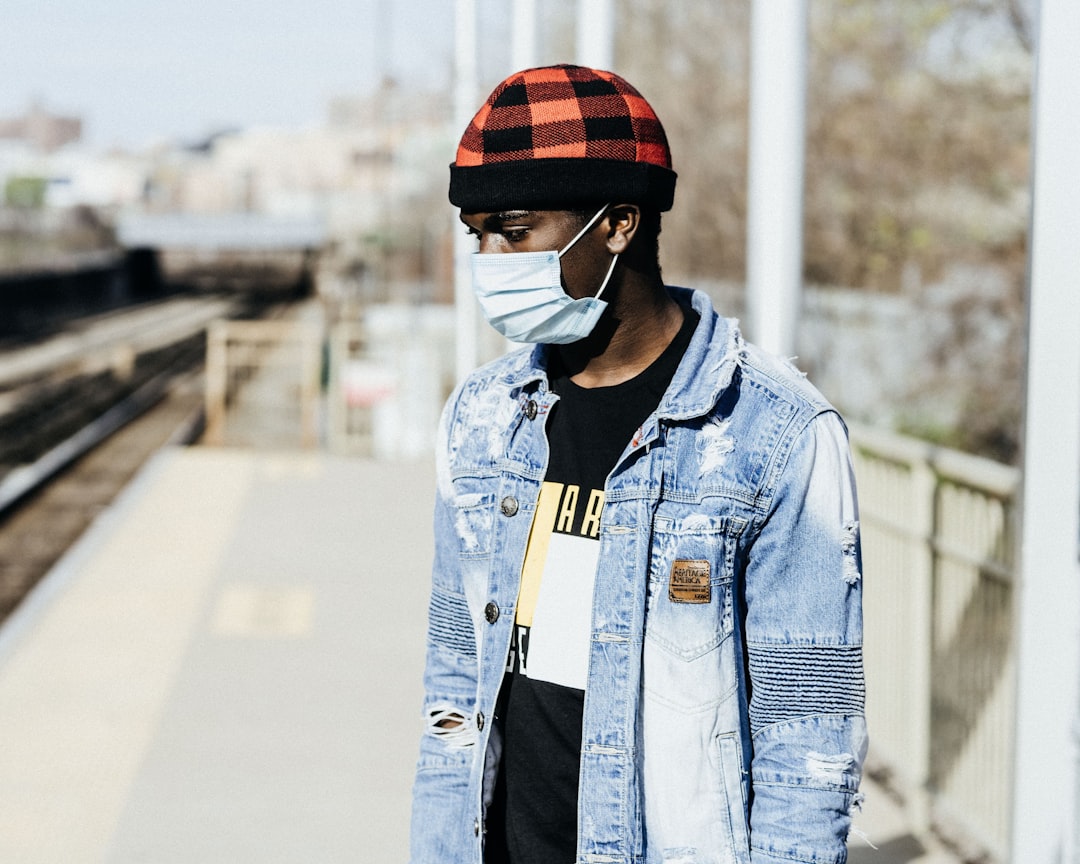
[494,0,540,357]
[453,0,478,383]
[1011,0,1080,860]
[512,0,538,71]
[575,0,614,71]
[745,0,808,358]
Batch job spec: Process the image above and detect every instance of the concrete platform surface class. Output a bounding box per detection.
[0,445,956,863]
[0,447,432,863]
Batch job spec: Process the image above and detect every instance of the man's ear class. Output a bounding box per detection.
[605,204,641,255]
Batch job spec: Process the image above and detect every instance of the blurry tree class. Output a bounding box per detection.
[805,0,1032,462]
[617,0,751,283]
[805,0,1032,293]
[612,0,1032,461]
[615,1,1031,290]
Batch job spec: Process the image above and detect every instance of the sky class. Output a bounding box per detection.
[5,1,1035,155]
[0,0,464,151]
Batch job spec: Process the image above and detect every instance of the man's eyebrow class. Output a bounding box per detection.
[486,210,532,227]
[459,210,534,230]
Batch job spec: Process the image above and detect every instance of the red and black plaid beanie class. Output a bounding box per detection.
[449,64,676,212]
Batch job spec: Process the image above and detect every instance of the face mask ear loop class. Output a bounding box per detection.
[594,253,619,299]
[557,203,612,257]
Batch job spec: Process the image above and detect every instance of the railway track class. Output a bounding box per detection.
[0,368,204,624]
[0,294,294,625]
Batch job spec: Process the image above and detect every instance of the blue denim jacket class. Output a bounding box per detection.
[411,287,867,864]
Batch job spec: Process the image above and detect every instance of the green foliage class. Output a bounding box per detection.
[4,175,48,209]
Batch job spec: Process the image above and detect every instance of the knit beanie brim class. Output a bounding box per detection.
[449,157,676,212]
[449,65,677,213]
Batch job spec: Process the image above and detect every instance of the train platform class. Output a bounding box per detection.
[0,442,958,863]
[0,446,431,863]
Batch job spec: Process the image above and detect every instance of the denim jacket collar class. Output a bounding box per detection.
[495,286,743,422]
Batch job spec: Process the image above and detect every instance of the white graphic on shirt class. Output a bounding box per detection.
[512,481,602,691]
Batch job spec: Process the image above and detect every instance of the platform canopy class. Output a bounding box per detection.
[116,213,327,252]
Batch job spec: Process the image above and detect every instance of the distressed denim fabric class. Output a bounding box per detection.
[410,287,867,864]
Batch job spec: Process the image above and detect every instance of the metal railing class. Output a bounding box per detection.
[204,319,323,449]
[850,423,1020,862]
[324,309,455,460]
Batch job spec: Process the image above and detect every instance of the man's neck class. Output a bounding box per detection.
[553,275,684,389]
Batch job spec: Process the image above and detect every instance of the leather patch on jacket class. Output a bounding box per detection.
[669,559,711,604]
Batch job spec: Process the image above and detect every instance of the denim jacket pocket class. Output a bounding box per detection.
[642,514,744,712]
[716,732,752,863]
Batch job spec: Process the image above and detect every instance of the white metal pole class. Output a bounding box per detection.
[745,0,808,358]
[1011,0,1080,860]
[575,0,615,71]
[512,0,538,71]
[453,0,478,384]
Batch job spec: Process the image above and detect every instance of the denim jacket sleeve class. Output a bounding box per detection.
[743,410,867,864]
[409,392,483,862]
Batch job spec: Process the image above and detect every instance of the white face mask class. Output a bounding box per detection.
[470,205,619,345]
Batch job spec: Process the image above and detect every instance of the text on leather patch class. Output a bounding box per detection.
[669,559,711,604]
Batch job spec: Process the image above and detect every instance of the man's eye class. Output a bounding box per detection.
[504,229,528,242]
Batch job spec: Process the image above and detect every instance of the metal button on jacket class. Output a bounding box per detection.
[476,711,485,731]
[484,601,500,623]
[500,496,519,517]
[473,818,480,837]
[525,399,538,420]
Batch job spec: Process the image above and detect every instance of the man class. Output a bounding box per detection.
[410,64,866,864]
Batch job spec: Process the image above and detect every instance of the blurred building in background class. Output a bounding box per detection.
[0,102,82,152]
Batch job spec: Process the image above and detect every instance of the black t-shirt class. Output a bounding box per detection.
[486,301,698,864]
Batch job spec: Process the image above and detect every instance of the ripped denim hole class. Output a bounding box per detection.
[427,703,477,749]
[660,848,700,864]
[841,520,862,585]
[806,750,855,783]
